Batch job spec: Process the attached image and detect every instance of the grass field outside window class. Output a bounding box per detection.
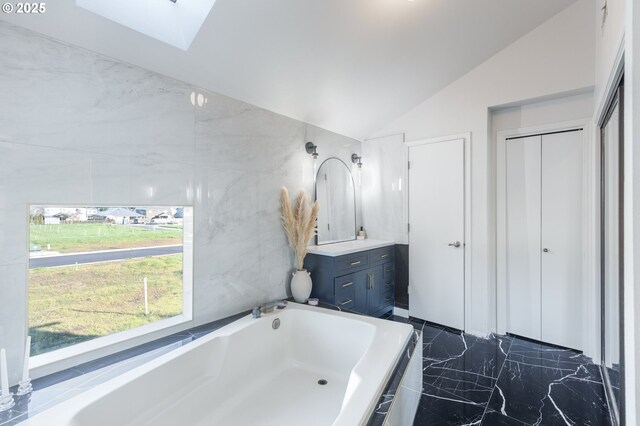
[28,206,189,356]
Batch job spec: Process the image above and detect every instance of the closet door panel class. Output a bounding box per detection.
[506,135,542,341]
[541,131,583,350]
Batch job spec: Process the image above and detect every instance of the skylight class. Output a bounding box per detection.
[76,0,217,50]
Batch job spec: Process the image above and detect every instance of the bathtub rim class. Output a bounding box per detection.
[20,303,413,426]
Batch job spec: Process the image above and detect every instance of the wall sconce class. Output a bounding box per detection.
[305,142,318,158]
[306,142,319,181]
[351,153,362,187]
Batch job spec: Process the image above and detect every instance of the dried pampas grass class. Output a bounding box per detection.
[280,187,319,270]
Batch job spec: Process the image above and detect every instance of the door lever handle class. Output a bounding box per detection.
[448,241,461,248]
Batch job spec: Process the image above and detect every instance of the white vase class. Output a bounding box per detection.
[291,269,312,303]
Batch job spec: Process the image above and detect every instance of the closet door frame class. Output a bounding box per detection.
[599,77,625,426]
[496,118,598,358]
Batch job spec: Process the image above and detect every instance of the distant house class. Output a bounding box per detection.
[42,207,88,224]
[44,215,61,225]
[104,208,144,225]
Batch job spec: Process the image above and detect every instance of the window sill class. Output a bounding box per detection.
[30,314,192,379]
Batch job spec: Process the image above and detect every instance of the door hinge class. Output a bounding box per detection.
[407,223,410,233]
[407,161,410,170]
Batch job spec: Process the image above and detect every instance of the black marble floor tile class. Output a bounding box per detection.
[414,394,485,426]
[506,336,590,371]
[401,321,612,426]
[424,331,511,380]
[422,369,495,406]
[484,336,611,426]
[480,410,529,425]
[421,324,443,343]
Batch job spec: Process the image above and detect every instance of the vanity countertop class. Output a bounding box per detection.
[307,239,395,257]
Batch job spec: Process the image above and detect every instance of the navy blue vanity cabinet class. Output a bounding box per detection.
[305,245,395,317]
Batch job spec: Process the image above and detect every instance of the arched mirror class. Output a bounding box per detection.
[315,158,356,245]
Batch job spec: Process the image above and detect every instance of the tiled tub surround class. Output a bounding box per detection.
[368,329,422,426]
[0,21,362,382]
[18,304,414,426]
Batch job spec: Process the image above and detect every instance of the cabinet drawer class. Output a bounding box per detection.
[382,288,395,306]
[335,253,369,274]
[335,294,355,310]
[334,274,357,300]
[383,263,395,283]
[370,246,394,265]
[383,279,395,292]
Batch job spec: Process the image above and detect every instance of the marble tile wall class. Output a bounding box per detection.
[0,21,362,384]
[362,133,406,244]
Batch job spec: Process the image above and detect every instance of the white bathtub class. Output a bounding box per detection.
[23,303,413,426]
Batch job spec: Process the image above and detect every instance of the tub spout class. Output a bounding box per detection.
[253,300,287,318]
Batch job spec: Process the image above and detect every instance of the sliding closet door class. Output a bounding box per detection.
[541,131,583,350]
[505,135,542,341]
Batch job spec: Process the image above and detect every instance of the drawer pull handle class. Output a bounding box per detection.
[341,281,354,287]
[349,260,361,266]
[385,282,393,287]
[380,253,389,259]
[385,296,393,301]
[385,268,393,272]
[340,299,353,306]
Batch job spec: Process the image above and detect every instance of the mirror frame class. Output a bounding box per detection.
[314,157,357,246]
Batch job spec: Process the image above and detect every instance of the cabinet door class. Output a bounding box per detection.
[506,135,542,341]
[541,131,583,350]
[367,266,384,314]
[352,270,369,314]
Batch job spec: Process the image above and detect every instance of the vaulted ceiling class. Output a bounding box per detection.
[1,0,577,139]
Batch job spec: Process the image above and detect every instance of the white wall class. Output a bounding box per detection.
[0,22,361,384]
[491,92,594,137]
[369,0,595,336]
[594,0,626,117]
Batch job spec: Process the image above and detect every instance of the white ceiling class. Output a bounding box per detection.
[2,0,577,140]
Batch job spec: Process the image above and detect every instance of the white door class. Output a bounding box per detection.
[408,139,465,329]
[541,131,583,349]
[503,130,583,350]
[505,135,542,341]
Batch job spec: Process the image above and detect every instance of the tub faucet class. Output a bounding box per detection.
[252,300,287,318]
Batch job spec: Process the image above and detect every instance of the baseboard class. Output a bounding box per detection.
[393,307,409,318]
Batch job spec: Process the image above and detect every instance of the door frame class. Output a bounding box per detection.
[496,119,597,358]
[405,133,471,331]
[599,79,625,426]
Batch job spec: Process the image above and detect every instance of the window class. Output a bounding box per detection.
[28,206,193,357]
[75,0,218,50]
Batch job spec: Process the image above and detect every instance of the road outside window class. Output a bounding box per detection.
[28,206,188,356]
